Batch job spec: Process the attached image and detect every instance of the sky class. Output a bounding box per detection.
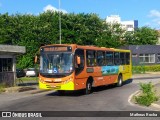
[0,0,160,29]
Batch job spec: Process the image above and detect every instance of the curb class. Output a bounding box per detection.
[128,90,140,106]
[5,86,36,93]
[151,103,160,109]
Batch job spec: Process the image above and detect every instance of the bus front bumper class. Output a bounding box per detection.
[39,81,74,90]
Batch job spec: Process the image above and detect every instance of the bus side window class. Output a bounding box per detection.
[126,53,130,65]
[86,50,96,67]
[75,49,85,75]
[114,52,120,65]
[106,52,114,65]
[97,51,105,66]
[120,52,125,65]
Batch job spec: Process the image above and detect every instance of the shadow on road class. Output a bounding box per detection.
[46,79,133,97]
[123,79,133,85]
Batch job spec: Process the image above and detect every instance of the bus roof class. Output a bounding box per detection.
[41,44,130,52]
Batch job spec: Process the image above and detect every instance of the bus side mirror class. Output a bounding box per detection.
[34,56,38,63]
[76,56,81,65]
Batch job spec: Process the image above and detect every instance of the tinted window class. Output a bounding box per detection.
[106,52,114,65]
[120,52,125,65]
[75,49,85,75]
[114,52,120,65]
[126,53,130,65]
[97,51,105,66]
[87,50,96,66]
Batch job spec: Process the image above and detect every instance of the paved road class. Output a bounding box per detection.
[0,77,160,120]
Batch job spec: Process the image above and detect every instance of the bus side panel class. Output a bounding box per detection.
[74,78,88,90]
[92,66,119,87]
[119,65,132,81]
[74,69,89,90]
[111,75,119,84]
[92,76,105,87]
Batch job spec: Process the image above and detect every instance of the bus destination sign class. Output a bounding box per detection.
[43,46,71,52]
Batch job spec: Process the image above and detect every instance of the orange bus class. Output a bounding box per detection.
[38,44,132,94]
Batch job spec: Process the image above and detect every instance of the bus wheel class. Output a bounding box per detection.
[117,75,123,87]
[85,81,92,94]
[57,90,65,96]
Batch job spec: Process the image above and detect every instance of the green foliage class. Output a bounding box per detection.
[132,65,146,74]
[135,82,158,106]
[0,83,6,93]
[144,65,160,72]
[0,12,158,69]
[96,23,125,48]
[132,65,160,74]
[124,27,159,45]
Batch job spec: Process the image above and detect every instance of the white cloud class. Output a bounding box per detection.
[43,4,58,12]
[43,4,67,13]
[148,10,160,18]
[147,9,160,29]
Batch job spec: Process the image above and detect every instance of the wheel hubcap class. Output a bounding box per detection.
[88,83,91,90]
[119,78,122,85]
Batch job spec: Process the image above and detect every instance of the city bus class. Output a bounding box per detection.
[37,44,132,94]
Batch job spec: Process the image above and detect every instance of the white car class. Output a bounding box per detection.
[26,68,38,77]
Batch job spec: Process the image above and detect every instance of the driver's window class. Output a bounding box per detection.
[75,49,84,75]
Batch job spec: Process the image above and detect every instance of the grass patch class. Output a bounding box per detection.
[0,83,6,93]
[135,82,159,106]
[16,77,38,82]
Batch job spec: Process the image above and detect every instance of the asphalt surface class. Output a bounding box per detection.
[0,74,160,120]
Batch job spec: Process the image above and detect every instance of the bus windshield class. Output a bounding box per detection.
[40,52,73,76]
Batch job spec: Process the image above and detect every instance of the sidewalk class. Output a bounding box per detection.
[150,83,160,111]
[0,86,51,107]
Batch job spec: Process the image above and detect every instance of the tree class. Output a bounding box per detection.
[96,23,125,48]
[124,26,159,45]
[0,12,158,69]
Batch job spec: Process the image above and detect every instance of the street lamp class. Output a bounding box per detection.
[59,0,61,44]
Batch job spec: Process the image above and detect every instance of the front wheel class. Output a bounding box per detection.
[85,81,92,94]
[117,75,123,87]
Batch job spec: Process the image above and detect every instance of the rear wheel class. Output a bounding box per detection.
[117,75,123,87]
[85,80,92,94]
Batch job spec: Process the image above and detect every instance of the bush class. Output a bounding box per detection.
[132,65,145,74]
[144,65,160,72]
[135,82,158,106]
[132,65,160,74]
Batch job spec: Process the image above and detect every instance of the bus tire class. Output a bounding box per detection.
[57,90,65,96]
[117,75,123,87]
[85,80,92,94]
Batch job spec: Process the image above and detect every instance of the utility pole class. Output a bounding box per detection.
[59,0,61,44]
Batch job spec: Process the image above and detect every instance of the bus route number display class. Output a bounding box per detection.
[43,46,70,52]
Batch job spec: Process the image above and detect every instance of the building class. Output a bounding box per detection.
[106,15,121,23]
[0,45,26,86]
[121,45,160,65]
[106,15,138,31]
